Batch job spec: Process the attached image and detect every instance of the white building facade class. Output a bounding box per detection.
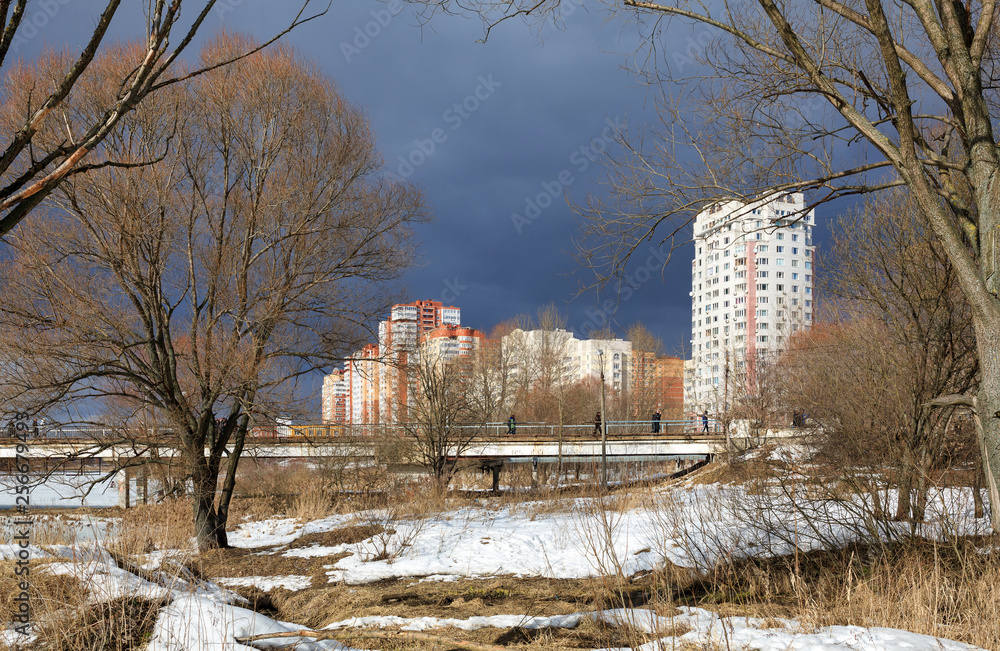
[686,193,816,414]
[502,329,633,391]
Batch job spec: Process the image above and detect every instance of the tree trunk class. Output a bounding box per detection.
[191,461,221,552]
[557,402,564,485]
[913,474,928,525]
[895,449,914,521]
[973,311,1000,533]
[215,415,250,549]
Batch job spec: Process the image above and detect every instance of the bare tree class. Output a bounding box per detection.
[510,305,576,428]
[403,351,485,490]
[0,36,425,551]
[415,0,1000,531]
[0,1,328,236]
[466,320,521,426]
[621,322,664,428]
[787,191,978,522]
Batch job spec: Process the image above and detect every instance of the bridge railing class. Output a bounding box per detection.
[1,420,724,443]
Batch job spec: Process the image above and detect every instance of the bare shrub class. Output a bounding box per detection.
[353,503,431,563]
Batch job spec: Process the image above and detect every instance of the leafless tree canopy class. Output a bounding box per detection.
[0,1,329,236]
[0,35,426,550]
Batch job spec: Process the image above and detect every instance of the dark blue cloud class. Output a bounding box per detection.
[13,0,846,364]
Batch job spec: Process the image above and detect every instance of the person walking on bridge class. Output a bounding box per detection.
[593,412,602,437]
[507,415,516,436]
[651,410,661,434]
[701,410,710,433]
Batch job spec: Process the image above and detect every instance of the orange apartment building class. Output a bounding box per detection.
[655,356,685,416]
[628,351,684,418]
[321,369,348,423]
[421,324,486,361]
[323,300,463,424]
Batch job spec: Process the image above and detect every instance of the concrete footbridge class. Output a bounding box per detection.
[0,420,748,462]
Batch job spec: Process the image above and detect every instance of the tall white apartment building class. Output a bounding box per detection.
[685,193,816,414]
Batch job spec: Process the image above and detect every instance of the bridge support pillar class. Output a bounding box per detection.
[479,459,504,494]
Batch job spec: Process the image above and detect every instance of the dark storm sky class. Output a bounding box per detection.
[12,0,841,358]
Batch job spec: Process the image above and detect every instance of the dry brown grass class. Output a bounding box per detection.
[29,595,166,651]
[0,559,82,627]
[798,543,1000,649]
[656,530,1000,649]
[0,552,168,651]
[290,484,335,522]
[105,498,193,556]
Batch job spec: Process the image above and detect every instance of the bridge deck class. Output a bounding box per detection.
[0,432,727,459]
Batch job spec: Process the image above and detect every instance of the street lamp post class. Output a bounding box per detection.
[598,349,607,489]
